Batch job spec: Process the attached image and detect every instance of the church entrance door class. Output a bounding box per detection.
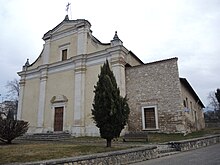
[54,107,64,132]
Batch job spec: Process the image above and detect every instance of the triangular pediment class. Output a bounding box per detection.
[53,23,76,34]
[42,15,91,40]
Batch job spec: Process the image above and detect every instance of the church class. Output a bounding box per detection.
[17,15,205,136]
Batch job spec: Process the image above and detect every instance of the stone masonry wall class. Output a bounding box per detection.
[169,134,220,151]
[125,58,186,133]
[17,146,157,165]
[180,82,205,132]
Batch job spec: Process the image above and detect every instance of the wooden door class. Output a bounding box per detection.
[54,107,64,132]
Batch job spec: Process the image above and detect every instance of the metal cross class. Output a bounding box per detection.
[66,2,71,13]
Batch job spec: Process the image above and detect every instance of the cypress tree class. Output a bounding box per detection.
[92,60,130,147]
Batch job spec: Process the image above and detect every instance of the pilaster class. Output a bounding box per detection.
[77,27,88,55]
[37,66,48,132]
[72,58,86,136]
[110,31,126,97]
[111,54,126,97]
[17,75,25,120]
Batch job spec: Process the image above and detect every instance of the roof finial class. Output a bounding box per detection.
[113,31,119,40]
[111,31,123,46]
[22,58,30,71]
[25,59,30,67]
[65,2,72,20]
[64,15,69,21]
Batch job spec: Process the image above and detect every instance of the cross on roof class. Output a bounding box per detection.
[66,2,71,13]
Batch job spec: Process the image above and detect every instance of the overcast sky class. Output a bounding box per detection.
[0,0,219,108]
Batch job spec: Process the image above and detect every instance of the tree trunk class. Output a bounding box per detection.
[106,139,112,147]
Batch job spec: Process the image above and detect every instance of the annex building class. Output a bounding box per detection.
[17,15,205,136]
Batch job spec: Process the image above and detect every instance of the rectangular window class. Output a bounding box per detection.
[142,106,158,130]
[62,49,67,61]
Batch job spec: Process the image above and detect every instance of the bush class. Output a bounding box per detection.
[0,118,29,144]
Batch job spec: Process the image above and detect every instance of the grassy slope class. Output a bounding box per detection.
[148,127,220,143]
[0,141,131,164]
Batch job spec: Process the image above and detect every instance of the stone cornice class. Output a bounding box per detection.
[74,67,86,73]
[19,45,130,80]
[111,56,127,66]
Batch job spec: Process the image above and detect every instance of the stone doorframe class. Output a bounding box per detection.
[50,95,68,132]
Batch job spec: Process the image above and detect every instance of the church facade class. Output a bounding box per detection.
[17,16,205,136]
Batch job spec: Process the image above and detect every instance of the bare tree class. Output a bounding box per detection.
[208,91,218,111]
[0,79,29,144]
[6,78,19,101]
[3,79,20,120]
[205,89,220,121]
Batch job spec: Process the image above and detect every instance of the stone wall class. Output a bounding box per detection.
[180,80,205,132]
[17,146,157,165]
[125,58,185,133]
[169,134,220,151]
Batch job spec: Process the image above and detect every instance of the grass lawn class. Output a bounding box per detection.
[0,127,220,164]
[0,139,131,164]
[147,127,220,143]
